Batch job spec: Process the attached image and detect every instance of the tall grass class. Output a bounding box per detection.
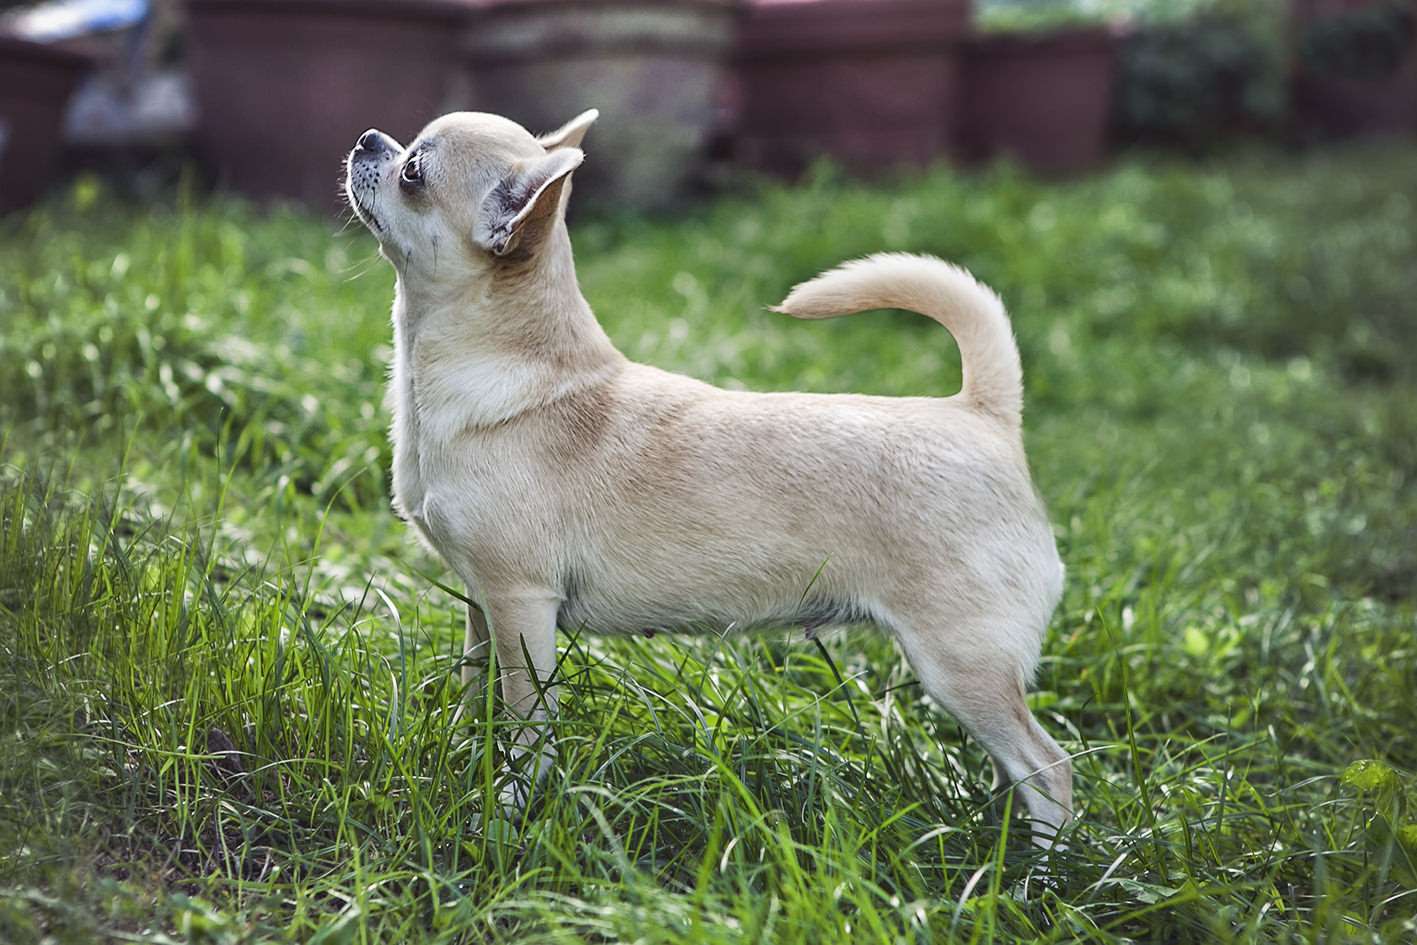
[2,147,1415,943]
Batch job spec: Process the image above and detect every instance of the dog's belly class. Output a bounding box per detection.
[555,569,875,639]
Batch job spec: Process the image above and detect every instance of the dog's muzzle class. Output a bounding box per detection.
[346,129,400,231]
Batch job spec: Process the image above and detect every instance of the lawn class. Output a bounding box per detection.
[1,145,1415,944]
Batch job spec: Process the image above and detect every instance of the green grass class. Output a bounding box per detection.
[2,148,1415,943]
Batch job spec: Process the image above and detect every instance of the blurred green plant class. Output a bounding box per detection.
[1112,0,1288,148]
[976,0,1236,32]
[975,0,1122,32]
[1298,0,1417,80]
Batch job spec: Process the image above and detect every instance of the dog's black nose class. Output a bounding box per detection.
[356,129,391,154]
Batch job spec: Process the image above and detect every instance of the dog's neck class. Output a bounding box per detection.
[386,229,623,501]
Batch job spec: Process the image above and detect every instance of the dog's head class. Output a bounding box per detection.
[345,109,597,281]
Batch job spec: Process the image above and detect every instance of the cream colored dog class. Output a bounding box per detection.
[344,109,1072,845]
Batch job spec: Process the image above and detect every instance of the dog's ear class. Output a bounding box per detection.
[477,147,584,258]
[537,108,599,152]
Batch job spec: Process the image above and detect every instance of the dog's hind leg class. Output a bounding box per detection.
[895,626,1072,847]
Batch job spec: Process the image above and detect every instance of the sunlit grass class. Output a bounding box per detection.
[2,145,1415,942]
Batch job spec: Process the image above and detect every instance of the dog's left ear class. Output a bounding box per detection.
[538,108,599,152]
[477,147,584,258]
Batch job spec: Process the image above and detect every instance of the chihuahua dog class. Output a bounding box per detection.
[345,110,1072,845]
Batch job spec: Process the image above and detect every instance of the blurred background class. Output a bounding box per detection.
[1,0,1413,214]
[3,4,1416,941]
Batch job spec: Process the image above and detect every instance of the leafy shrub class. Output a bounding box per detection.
[1112,1,1288,147]
[1298,0,1417,81]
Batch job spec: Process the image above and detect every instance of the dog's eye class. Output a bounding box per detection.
[399,154,424,191]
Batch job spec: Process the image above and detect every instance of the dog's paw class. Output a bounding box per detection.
[490,740,556,820]
[495,777,533,820]
[1007,863,1065,901]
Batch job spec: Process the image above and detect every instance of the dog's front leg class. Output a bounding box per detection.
[485,592,560,816]
[451,600,492,728]
[462,601,491,688]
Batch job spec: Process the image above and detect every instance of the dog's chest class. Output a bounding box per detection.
[387,325,517,514]
[386,340,426,523]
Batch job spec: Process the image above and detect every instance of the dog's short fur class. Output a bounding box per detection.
[345,110,1072,844]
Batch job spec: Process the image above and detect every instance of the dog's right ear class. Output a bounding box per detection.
[538,108,599,152]
[476,147,584,258]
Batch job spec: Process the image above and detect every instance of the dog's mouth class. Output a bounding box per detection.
[346,186,382,234]
[345,160,385,235]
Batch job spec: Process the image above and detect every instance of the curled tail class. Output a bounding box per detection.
[773,253,1023,427]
